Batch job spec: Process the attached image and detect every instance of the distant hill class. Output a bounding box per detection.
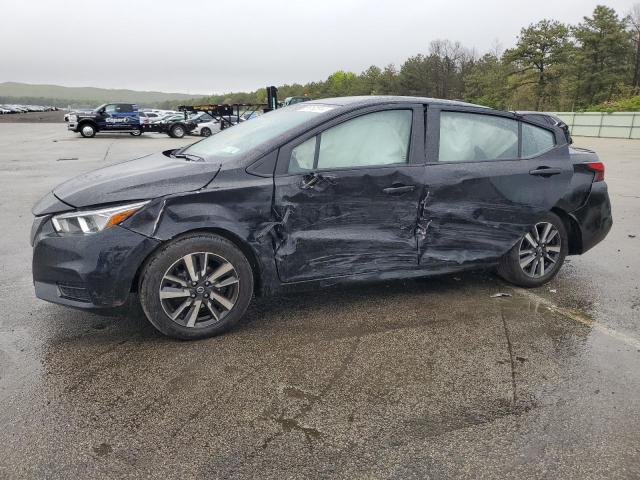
[0,82,205,108]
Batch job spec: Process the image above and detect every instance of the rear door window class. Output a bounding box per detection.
[439,111,518,162]
[522,123,556,157]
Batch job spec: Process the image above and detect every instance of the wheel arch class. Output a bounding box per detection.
[131,227,264,296]
[77,119,99,131]
[551,206,583,255]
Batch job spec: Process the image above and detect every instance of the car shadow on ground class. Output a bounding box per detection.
[39,269,515,346]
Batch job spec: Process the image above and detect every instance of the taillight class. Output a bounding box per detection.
[586,162,605,182]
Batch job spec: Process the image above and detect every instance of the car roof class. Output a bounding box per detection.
[304,95,486,109]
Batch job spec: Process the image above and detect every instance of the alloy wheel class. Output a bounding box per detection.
[518,222,561,278]
[159,252,240,328]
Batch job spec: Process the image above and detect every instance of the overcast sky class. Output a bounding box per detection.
[2,0,638,95]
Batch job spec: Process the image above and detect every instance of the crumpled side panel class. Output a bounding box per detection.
[273,168,424,283]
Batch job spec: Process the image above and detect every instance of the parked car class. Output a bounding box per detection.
[191,116,237,136]
[138,111,161,124]
[31,96,612,340]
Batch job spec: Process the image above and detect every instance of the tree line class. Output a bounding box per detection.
[173,4,640,113]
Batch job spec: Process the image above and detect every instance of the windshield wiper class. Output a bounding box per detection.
[172,152,204,162]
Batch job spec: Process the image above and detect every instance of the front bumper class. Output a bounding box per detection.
[570,181,613,254]
[32,218,160,308]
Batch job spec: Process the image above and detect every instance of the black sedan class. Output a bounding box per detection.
[31,97,612,339]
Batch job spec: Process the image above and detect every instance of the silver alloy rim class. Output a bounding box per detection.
[159,252,240,328]
[174,126,184,136]
[518,222,561,278]
[82,125,94,136]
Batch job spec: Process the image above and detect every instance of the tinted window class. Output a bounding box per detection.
[522,123,555,157]
[104,104,117,113]
[439,111,518,162]
[115,104,133,113]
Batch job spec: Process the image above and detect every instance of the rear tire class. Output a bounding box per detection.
[130,129,142,136]
[139,233,254,340]
[170,124,186,138]
[497,211,568,288]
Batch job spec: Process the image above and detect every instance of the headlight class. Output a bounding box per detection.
[69,114,77,121]
[51,201,148,235]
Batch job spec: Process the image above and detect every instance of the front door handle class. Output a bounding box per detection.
[529,167,562,177]
[383,184,416,195]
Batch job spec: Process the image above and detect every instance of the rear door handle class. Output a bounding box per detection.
[383,185,416,195]
[529,167,562,177]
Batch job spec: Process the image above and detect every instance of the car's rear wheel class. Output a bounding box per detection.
[139,233,254,340]
[497,212,568,288]
[170,124,186,138]
[79,123,96,138]
[130,129,142,136]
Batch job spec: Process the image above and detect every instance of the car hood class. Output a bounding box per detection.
[50,151,221,209]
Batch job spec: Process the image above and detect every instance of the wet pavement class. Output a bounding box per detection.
[0,125,639,479]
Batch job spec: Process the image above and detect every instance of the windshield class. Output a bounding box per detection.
[93,104,107,113]
[182,104,336,160]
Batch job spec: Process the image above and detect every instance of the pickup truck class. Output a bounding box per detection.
[67,103,195,138]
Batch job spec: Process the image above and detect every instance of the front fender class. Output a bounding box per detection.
[121,171,281,295]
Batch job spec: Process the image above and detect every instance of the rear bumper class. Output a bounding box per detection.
[32,219,160,308]
[570,181,612,254]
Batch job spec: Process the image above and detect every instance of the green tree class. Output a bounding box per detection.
[503,19,571,110]
[464,53,510,108]
[572,5,634,106]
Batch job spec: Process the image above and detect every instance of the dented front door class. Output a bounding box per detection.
[272,106,426,283]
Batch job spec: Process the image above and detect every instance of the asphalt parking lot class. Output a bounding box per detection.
[0,124,639,479]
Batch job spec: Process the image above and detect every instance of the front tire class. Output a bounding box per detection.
[139,233,254,340]
[497,212,568,288]
[201,127,212,137]
[79,123,96,138]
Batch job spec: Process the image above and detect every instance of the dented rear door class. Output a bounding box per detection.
[273,105,426,283]
[418,106,573,269]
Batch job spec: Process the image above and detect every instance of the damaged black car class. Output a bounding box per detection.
[31,97,612,339]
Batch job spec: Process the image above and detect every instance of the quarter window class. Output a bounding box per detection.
[522,123,555,157]
[288,110,412,172]
[289,136,316,172]
[439,111,518,162]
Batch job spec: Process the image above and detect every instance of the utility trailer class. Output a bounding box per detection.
[176,85,283,135]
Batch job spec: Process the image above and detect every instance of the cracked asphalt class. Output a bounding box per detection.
[1,125,639,479]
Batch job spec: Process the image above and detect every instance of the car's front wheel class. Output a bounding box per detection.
[139,233,254,340]
[497,212,568,288]
[79,123,96,138]
[201,127,212,137]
